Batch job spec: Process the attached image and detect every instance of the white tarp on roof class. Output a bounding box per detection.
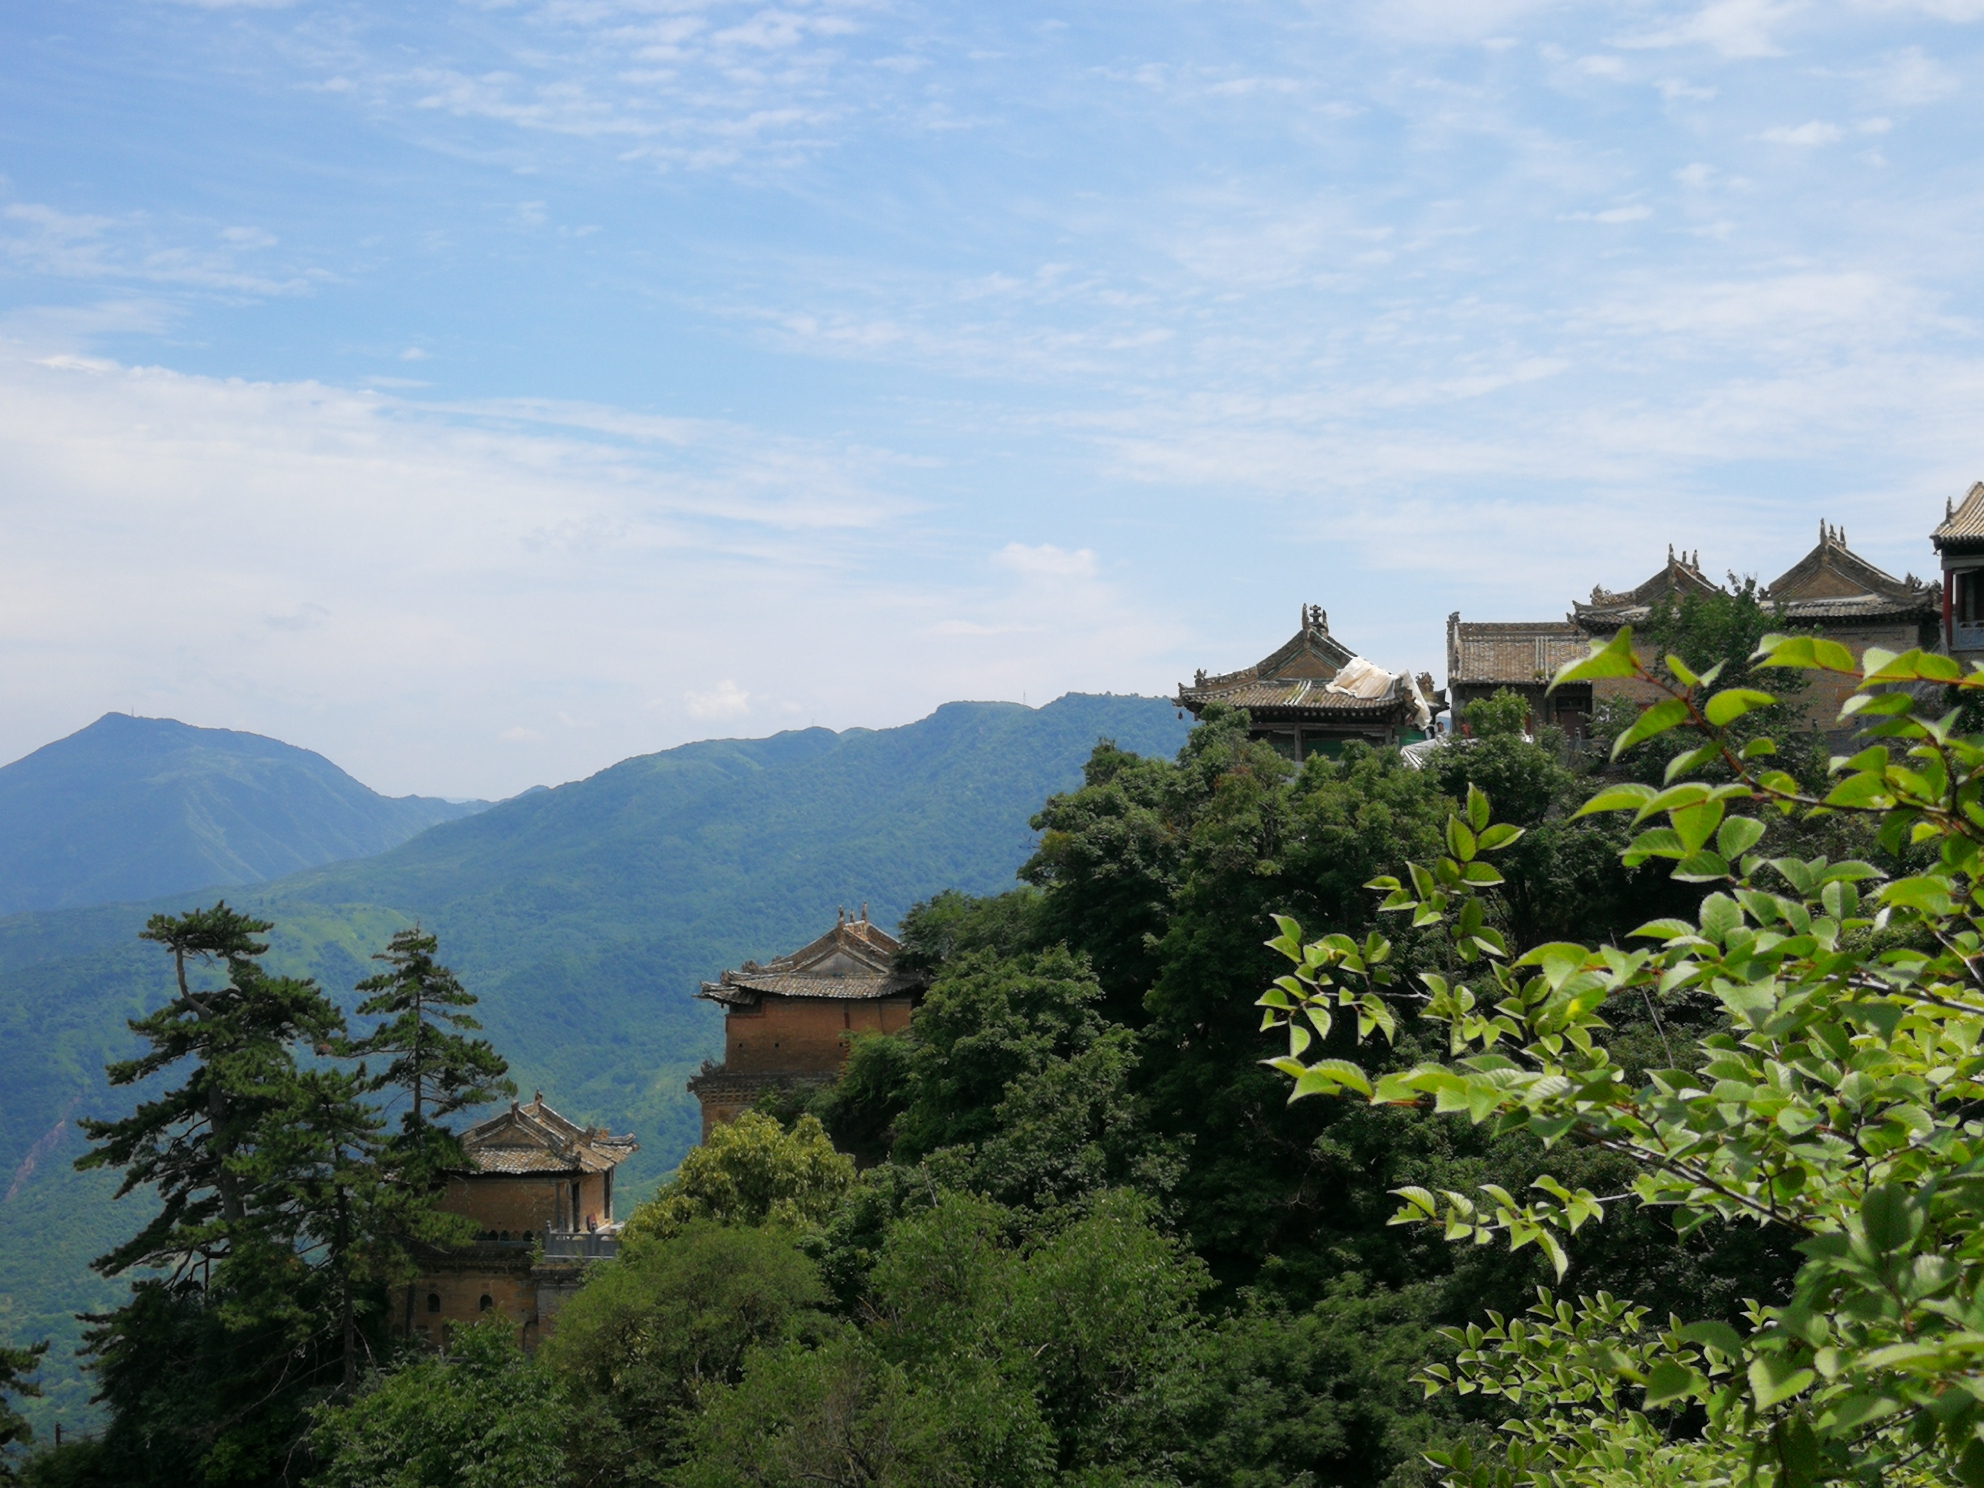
[1326,656,1434,731]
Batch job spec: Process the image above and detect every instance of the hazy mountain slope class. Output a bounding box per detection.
[0,713,488,915]
[0,694,1190,1432]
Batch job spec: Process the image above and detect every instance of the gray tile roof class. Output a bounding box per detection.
[455,1095,638,1177]
[701,914,922,1008]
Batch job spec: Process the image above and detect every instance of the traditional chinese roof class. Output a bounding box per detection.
[1446,614,1591,688]
[1934,483,1984,553]
[1177,604,1432,729]
[455,1093,638,1176]
[1571,546,1723,631]
[1764,522,1936,622]
[700,910,920,1010]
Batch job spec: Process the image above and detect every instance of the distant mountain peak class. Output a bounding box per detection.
[0,714,489,915]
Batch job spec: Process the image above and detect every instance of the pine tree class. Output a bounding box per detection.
[0,1338,46,1484]
[349,927,513,1348]
[72,904,380,1483]
[349,927,512,1177]
[77,903,348,1283]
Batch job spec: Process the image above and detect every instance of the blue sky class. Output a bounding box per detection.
[2,0,1980,797]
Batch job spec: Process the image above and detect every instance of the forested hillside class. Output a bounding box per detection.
[22,596,1974,1488]
[0,714,487,915]
[0,694,1190,1437]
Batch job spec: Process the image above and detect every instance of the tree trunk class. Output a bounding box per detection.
[178,946,244,1225]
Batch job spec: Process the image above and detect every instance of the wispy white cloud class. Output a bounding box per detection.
[0,202,316,295]
[0,345,1186,794]
[1620,0,1802,57]
[1763,120,1845,143]
[992,542,1098,579]
[684,680,751,719]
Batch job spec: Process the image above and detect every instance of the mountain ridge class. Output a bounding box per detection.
[0,693,1193,1431]
[0,713,489,915]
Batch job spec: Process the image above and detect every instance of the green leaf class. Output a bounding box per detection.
[1777,1415,1821,1488]
[1645,1360,1701,1408]
[1879,875,1955,915]
[1717,816,1766,860]
[1824,772,1892,810]
[1863,647,1961,684]
[1749,1355,1815,1409]
[1680,1320,1744,1359]
[1612,699,1692,760]
[1629,917,1699,940]
[1665,743,1723,784]
[1671,798,1726,855]
[1292,1059,1374,1100]
[1476,823,1522,851]
[1573,783,1657,818]
[1757,634,1859,673]
[1447,816,1477,862]
[1391,1185,1439,1218]
[1553,627,1640,686]
[1704,688,1777,727]
[1861,1183,1924,1254]
[1467,783,1490,831]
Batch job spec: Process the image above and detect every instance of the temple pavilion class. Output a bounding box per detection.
[1176,604,1438,758]
[687,909,922,1140]
[400,1092,637,1351]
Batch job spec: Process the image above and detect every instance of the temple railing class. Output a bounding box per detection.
[543,1229,620,1260]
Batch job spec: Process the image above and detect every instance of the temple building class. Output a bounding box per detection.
[400,1093,638,1351]
[688,909,921,1140]
[1445,617,1598,737]
[1934,483,1984,662]
[1176,604,1439,759]
[1448,525,1939,733]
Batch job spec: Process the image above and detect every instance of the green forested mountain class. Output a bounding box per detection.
[0,694,1189,1434]
[0,714,488,916]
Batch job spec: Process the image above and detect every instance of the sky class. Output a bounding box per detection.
[2,0,1980,799]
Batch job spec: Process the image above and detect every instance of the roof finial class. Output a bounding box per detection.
[861,902,868,923]
[838,905,846,925]
[1950,496,1956,519]
[534,1089,542,1105]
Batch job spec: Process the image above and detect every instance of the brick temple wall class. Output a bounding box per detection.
[723,996,913,1075]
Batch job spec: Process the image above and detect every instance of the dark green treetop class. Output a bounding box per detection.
[77,902,348,1279]
[349,927,512,1169]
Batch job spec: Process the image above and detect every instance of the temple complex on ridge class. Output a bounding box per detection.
[399,1093,637,1351]
[687,908,922,1140]
[1175,604,1439,759]
[1448,523,1939,736]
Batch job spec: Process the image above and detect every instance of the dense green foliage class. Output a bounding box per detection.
[272,638,1856,1485]
[21,908,494,1485]
[0,1341,45,1482]
[0,713,485,917]
[1267,630,1984,1486]
[0,695,1189,1439]
[20,607,1925,1484]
